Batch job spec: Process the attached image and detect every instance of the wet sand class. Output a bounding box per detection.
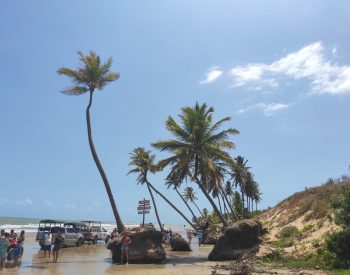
[2,232,217,275]
[2,233,330,274]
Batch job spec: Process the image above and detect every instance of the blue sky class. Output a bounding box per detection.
[0,1,349,225]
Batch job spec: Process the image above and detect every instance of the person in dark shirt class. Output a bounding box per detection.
[52,232,64,263]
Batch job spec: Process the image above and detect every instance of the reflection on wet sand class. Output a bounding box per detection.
[8,233,216,275]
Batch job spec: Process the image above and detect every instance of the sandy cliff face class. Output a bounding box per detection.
[257,181,350,257]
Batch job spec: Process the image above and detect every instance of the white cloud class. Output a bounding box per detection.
[44,200,53,206]
[238,102,290,116]
[64,203,76,209]
[200,66,223,84]
[13,198,33,205]
[332,47,337,56]
[230,42,350,95]
[0,198,7,205]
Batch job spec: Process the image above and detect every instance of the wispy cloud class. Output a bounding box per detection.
[44,200,54,206]
[0,198,7,205]
[230,42,350,95]
[64,203,76,209]
[13,198,33,205]
[200,66,223,84]
[238,102,290,116]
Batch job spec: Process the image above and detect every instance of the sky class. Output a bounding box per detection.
[0,0,349,225]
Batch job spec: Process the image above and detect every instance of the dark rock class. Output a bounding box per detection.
[264,250,280,260]
[208,219,261,261]
[107,229,166,264]
[170,233,191,251]
[202,228,221,244]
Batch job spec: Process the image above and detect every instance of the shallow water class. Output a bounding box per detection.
[2,232,215,275]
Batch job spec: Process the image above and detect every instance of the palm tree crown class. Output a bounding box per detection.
[57,51,119,95]
[153,102,239,226]
[128,147,158,184]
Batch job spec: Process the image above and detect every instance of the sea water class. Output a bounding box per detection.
[0,216,190,233]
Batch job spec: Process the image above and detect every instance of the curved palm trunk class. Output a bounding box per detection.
[217,197,223,214]
[86,90,126,233]
[146,181,163,232]
[220,188,239,221]
[192,201,203,216]
[241,191,245,217]
[174,188,198,224]
[194,177,228,227]
[221,194,229,216]
[146,181,195,229]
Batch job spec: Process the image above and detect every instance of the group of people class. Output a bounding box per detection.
[186,229,203,246]
[40,231,64,263]
[186,220,209,246]
[0,229,25,269]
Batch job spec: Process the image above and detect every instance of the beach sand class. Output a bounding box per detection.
[1,232,217,275]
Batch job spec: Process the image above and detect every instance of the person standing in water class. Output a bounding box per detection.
[0,233,9,270]
[197,229,203,246]
[52,231,64,263]
[43,232,52,258]
[120,232,131,265]
[187,229,193,244]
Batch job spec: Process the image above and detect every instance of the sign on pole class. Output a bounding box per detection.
[138,198,152,226]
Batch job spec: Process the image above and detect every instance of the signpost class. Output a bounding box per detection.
[138,198,151,227]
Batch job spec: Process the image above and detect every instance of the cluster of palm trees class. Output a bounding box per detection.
[126,103,262,229]
[58,51,261,233]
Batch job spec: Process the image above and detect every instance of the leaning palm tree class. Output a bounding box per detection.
[152,102,239,227]
[128,148,195,229]
[58,51,125,233]
[168,184,198,224]
[183,187,203,216]
[128,147,163,231]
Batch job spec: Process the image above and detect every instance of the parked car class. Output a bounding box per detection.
[56,222,84,247]
[36,219,66,248]
[81,221,111,243]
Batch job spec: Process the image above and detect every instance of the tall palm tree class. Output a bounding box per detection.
[128,148,195,229]
[152,102,239,227]
[57,51,125,233]
[128,147,163,231]
[183,187,203,216]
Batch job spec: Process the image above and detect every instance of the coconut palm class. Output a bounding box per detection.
[128,147,163,231]
[230,156,249,217]
[183,187,203,216]
[152,102,239,227]
[57,51,125,233]
[175,187,199,224]
[128,147,195,229]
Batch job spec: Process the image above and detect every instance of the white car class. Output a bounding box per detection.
[81,221,111,243]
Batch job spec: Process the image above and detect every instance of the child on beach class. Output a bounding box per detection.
[120,232,131,265]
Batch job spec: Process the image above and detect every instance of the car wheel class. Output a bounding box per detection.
[93,236,98,244]
[76,238,82,247]
[105,235,110,243]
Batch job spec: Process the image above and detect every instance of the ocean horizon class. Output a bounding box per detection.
[0,216,189,233]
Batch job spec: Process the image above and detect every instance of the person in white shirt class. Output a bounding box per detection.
[43,232,52,257]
